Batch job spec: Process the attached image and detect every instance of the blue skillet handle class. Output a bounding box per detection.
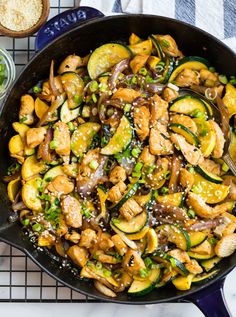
[184,278,232,317]
[35,6,104,51]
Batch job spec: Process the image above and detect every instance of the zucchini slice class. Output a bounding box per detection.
[200,256,221,272]
[194,119,216,157]
[21,154,46,180]
[145,228,158,254]
[22,177,42,212]
[229,129,236,163]
[152,251,189,276]
[42,165,66,188]
[192,269,219,284]
[155,268,178,288]
[110,181,139,213]
[60,100,80,123]
[194,166,223,184]
[156,192,183,207]
[169,95,209,117]
[127,226,149,240]
[88,43,131,79]
[111,210,147,234]
[128,267,161,296]
[169,123,199,146]
[189,231,208,248]
[188,251,215,260]
[71,122,101,157]
[149,35,164,60]
[60,72,84,109]
[168,56,210,82]
[157,224,191,251]
[222,83,236,118]
[172,274,194,291]
[161,57,174,83]
[7,178,21,203]
[100,116,132,155]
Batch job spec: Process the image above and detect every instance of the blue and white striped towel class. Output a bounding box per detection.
[78,0,236,52]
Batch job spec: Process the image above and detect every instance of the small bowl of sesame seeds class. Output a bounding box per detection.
[0,0,50,38]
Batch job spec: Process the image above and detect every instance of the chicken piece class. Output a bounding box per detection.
[170,114,198,134]
[53,121,70,156]
[138,146,156,166]
[133,105,150,141]
[122,249,145,275]
[67,245,89,267]
[171,133,204,165]
[150,94,169,127]
[112,88,141,103]
[199,159,221,176]
[223,176,236,200]
[149,124,174,155]
[214,212,236,238]
[109,166,126,184]
[111,234,128,256]
[200,69,218,86]
[168,155,182,193]
[130,54,149,74]
[94,250,120,264]
[61,195,82,228]
[56,214,68,236]
[38,231,56,247]
[180,168,194,191]
[175,68,200,87]
[65,231,81,244]
[185,259,203,274]
[154,35,182,57]
[26,127,47,149]
[99,233,114,251]
[168,249,190,263]
[191,240,213,255]
[162,87,179,102]
[119,198,142,221]
[19,94,35,125]
[47,175,74,195]
[107,181,127,203]
[208,120,225,158]
[215,234,236,257]
[58,54,82,74]
[62,163,78,178]
[79,229,97,249]
[187,192,231,219]
[77,149,107,197]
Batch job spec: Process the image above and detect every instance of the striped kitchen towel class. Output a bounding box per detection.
[78,0,236,52]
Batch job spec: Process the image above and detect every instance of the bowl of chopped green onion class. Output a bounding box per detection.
[0,48,15,101]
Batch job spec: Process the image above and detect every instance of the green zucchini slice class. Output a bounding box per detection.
[152,251,189,276]
[149,35,164,60]
[189,231,208,248]
[110,181,139,213]
[188,251,215,260]
[169,95,209,117]
[145,228,158,254]
[60,100,80,123]
[42,165,66,188]
[128,267,161,296]
[156,192,183,207]
[169,123,199,146]
[194,166,223,184]
[111,210,147,234]
[101,115,132,155]
[71,122,101,157]
[88,43,131,79]
[192,269,219,284]
[168,56,210,83]
[200,257,221,272]
[60,72,84,109]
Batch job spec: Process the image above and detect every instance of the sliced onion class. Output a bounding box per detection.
[168,155,181,193]
[110,223,137,250]
[153,202,189,222]
[205,87,218,101]
[94,280,117,298]
[49,60,59,97]
[145,82,165,94]
[187,218,220,231]
[108,58,130,89]
[167,82,179,91]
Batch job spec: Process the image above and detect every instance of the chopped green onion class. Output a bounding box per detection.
[208,237,218,246]
[139,268,149,278]
[99,82,108,92]
[71,156,78,163]
[131,147,141,158]
[7,162,21,176]
[22,219,30,226]
[134,162,143,173]
[32,223,42,232]
[103,269,112,277]
[132,171,141,178]
[161,187,168,195]
[124,103,131,113]
[131,76,138,84]
[73,94,82,105]
[209,67,216,73]
[89,80,98,92]
[188,166,195,174]
[89,160,99,170]
[138,67,148,76]
[146,165,155,175]
[161,39,170,48]
[19,116,27,123]
[33,86,42,93]
[96,261,102,269]
[68,122,75,132]
[229,77,236,85]
[164,170,171,180]
[219,74,228,85]
[169,258,176,268]
[222,162,229,172]
[54,197,60,206]
[49,140,58,149]
[153,189,159,200]
[145,74,156,83]
[190,108,205,119]
[187,209,195,219]
[144,257,153,269]
[192,184,202,193]
[82,204,92,218]
[92,93,97,103]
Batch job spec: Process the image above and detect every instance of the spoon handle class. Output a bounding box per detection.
[223,153,236,176]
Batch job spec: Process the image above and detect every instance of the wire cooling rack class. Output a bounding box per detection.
[0,0,98,303]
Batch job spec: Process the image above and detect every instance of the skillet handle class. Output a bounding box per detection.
[184,278,232,317]
[35,6,104,51]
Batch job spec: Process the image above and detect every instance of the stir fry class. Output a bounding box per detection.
[5,33,236,297]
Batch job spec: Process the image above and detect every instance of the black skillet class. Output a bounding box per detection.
[0,7,235,317]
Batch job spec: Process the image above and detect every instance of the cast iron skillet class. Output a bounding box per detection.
[0,8,235,316]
